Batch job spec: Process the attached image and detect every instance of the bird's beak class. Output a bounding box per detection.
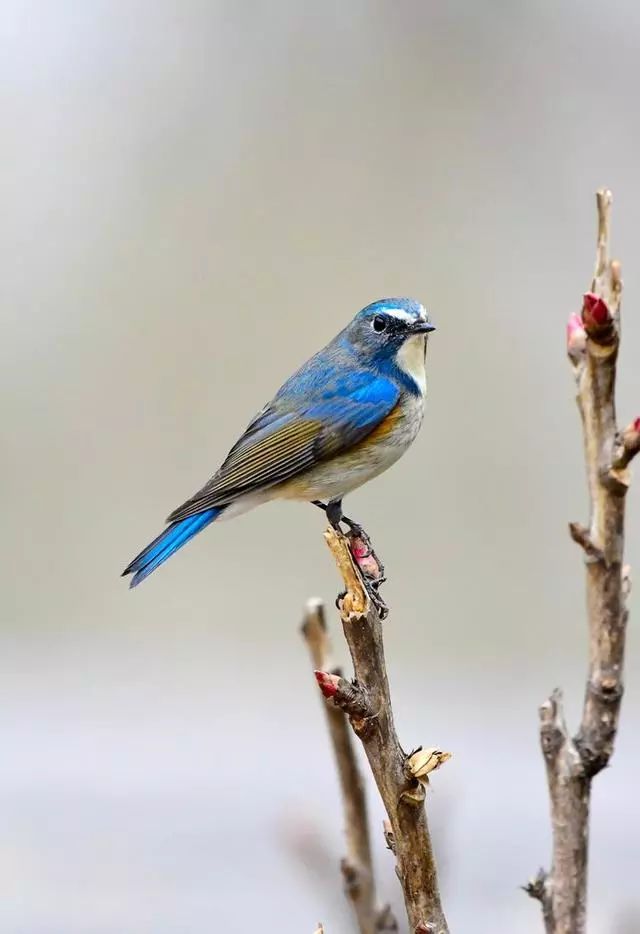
[411,320,436,334]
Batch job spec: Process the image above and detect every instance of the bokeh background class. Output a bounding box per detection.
[3,2,640,931]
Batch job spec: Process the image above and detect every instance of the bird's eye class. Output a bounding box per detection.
[372,315,387,333]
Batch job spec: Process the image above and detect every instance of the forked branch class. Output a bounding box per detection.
[302,599,394,933]
[306,527,449,934]
[525,190,636,933]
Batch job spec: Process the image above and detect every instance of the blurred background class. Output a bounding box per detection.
[3,2,640,931]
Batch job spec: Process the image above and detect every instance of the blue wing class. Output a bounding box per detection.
[167,361,399,522]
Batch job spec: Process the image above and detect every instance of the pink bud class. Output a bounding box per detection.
[314,670,340,699]
[566,313,586,359]
[581,292,612,333]
[622,418,640,448]
[350,538,369,560]
[349,534,383,581]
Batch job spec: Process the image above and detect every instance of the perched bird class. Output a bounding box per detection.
[123,297,435,588]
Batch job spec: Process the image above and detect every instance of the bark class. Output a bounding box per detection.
[312,528,449,934]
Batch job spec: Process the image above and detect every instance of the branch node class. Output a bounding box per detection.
[523,867,548,902]
[382,819,396,855]
[376,903,400,931]
[405,747,452,785]
[314,670,372,725]
[539,688,569,762]
[399,782,426,807]
[568,522,604,562]
[581,292,616,344]
[340,857,362,898]
[612,418,640,470]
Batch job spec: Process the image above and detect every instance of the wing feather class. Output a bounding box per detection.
[167,372,399,522]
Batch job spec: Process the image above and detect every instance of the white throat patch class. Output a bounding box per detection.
[396,334,427,395]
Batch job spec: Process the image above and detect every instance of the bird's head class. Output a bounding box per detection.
[344,298,435,390]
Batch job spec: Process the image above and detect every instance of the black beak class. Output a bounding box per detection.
[410,320,436,334]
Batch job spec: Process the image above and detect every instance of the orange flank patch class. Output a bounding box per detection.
[276,402,405,501]
[358,402,404,443]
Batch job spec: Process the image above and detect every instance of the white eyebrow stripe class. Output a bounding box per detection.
[384,305,427,323]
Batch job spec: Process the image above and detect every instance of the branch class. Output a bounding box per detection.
[302,600,397,933]
[527,190,635,933]
[313,527,450,934]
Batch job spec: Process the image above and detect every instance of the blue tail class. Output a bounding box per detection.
[122,508,222,588]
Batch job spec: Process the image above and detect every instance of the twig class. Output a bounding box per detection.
[313,527,449,934]
[302,599,396,933]
[526,190,636,933]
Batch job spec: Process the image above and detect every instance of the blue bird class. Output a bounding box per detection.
[123,298,435,589]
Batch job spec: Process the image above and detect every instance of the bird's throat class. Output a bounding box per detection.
[395,334,427,395]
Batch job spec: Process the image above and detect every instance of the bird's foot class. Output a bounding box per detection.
[313,500,388,618]
[346,526,388,619]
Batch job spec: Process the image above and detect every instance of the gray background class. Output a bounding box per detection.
[3,2,640,932]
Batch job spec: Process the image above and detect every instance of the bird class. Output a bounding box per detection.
[122,297,435,589]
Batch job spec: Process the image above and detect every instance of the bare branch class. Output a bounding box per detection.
[318,527,450,934]
[529,190,634,932]
[302,599,397,934]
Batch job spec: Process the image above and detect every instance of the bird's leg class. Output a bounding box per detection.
[312,500,372,545]
[325,498,345,530]
[312,499,388,619]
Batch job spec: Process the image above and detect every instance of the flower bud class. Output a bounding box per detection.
[566,312,586,361]
[314,670,340,699]
[349,534,383,581]
[581,291,613,337]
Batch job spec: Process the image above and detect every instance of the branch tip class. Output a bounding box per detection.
[594,189,612,278]
[304,596,326,624]
[611,258,622,291]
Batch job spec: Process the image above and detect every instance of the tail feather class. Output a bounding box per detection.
[122,507,222,587]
